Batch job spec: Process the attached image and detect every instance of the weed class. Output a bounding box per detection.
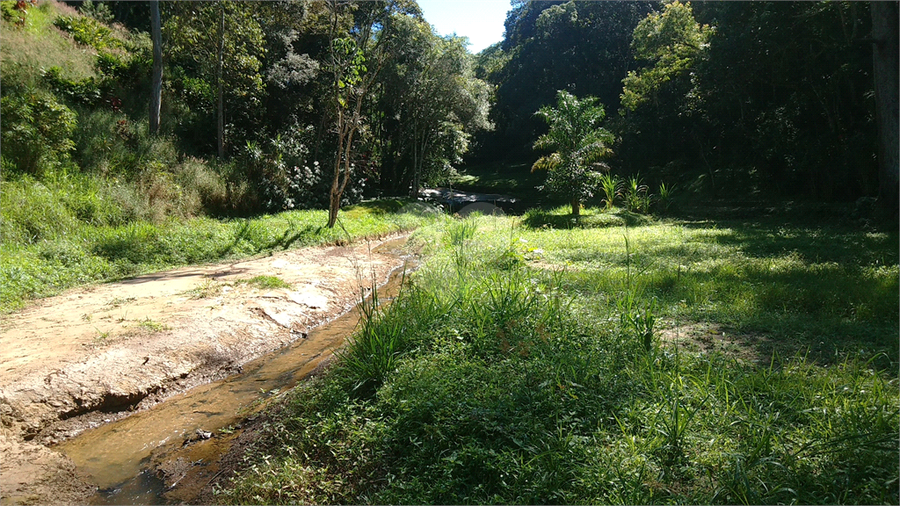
[599,173,620,209]
[185,279,221,300]
[136,318,168,332]
[105,296,135,307]
[238,275,291,290]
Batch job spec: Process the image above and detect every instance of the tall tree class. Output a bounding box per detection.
[618,0,711,190]
[485,0,653,159]
[378,15,491,195]
[165,1,265,158]
[871,1,899,216]
[149,0,162,135]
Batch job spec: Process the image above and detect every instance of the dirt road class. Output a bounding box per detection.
[0,234,411,505]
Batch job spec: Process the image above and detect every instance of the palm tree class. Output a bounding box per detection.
[532,90,614,216]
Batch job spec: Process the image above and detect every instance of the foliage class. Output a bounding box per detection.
[0,90,77,175]
[41,66,102,105]
[617,174,652,214]
[532,90,614,215]
[598,173,620,209]
[53,13,123,51]
[378,15,493,194]
[621,1,711,112]
[1,0,25,26]
[484,0,654,157]
[237,125,364,213]
[164,0,266,157]
[77,0,114,25]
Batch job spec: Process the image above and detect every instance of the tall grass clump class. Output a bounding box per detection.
[217,214,898,506]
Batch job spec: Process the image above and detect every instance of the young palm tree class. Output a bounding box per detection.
[532,90,614,216]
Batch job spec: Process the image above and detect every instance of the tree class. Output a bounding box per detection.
[323,0,418,228]
[484,0,653,159]
[532,90,614,216]
[871,1,899,217]
[618,0,711,191]
[164,1,265,158]
[621,1,711,112]
[149,0,161,135]
[378,15,492,195]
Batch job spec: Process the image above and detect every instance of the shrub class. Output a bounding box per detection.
[238,127,365,213]
[173,157,230,216]
[599,173,620,209]
[52,14,123,51]
[0,176,79,244]
[0,90,77,176]
[41,65,102,105]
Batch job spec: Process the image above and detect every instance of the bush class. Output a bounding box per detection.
[239,126,366,213]
[53,14,123,51]
[0,176,80,244]
[41,65,103,105]
[0,90,77,175]
[173,157,230,216]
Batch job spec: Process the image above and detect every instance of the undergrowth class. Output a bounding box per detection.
[216,212,899,505]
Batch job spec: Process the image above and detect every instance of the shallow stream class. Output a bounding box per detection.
[55,238,413,504]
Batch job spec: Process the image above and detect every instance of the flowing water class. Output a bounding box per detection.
[56,239,414,504]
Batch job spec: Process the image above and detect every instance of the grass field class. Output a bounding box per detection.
[216,208,898,505]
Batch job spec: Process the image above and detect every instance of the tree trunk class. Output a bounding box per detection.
[149,0,162,135]
[328,114,345,229]
[872,1,899,218]
[571,197,581,217]
[216,3,225,159]
[410,122,420,199]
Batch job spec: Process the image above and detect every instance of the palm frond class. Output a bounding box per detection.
[531,153,561,172]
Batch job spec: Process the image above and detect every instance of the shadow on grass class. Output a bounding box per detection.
[347,199,409,216]
[521,208,654,229]
[547,213,899,368]
[678,218,899,267]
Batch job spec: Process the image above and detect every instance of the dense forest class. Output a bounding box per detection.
[2,0,897,228]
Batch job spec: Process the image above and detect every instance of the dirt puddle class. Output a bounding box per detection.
[1,235,415,505]
[63,262,410,504]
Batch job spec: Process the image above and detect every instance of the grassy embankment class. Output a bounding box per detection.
[217,207,898,505]
[0,199,439,314]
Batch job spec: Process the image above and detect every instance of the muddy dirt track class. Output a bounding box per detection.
[0,234,411,505]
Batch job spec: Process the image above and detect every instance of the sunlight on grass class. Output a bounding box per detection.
[216,212,898,505]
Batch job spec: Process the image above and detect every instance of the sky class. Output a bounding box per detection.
[416,0,512,54]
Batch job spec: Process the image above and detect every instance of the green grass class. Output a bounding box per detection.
[238,275,292,290]
[215,210,898,505]
[0,198,440,313]
[1,0,97,87]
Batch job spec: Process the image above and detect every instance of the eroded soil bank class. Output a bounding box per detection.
[0,234,412,505]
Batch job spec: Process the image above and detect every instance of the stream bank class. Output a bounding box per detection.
[0,234,414,505]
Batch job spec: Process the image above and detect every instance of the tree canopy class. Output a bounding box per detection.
[3,0,895,222]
